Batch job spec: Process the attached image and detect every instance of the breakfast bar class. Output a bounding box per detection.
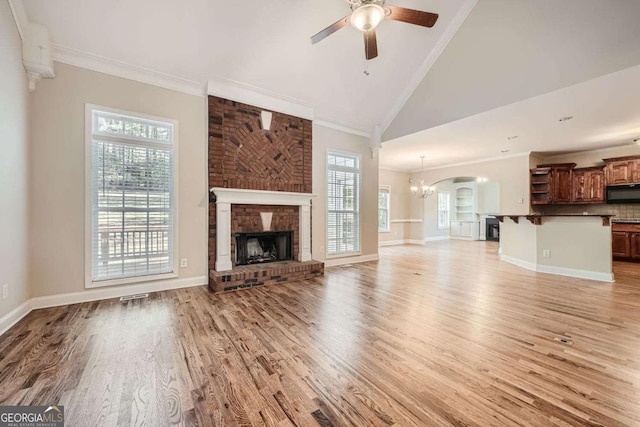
[498,214,614,282]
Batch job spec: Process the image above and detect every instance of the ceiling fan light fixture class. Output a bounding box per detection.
[350,4,385,32]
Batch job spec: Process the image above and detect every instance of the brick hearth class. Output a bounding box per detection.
[209,260,324,293]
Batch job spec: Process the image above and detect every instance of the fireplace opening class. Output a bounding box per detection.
[486,217,500,242]
[235,231,293,266]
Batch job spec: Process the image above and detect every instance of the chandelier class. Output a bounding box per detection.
[409,155,435,198]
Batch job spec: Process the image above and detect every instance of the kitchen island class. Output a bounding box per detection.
[498,214,614,282]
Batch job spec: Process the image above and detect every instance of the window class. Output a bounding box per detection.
[327,151,360,255]
[378,187,390,232]
[437,191,451,229]
[86,105,177,287]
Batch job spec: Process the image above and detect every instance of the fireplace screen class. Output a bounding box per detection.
[235,231,293,266]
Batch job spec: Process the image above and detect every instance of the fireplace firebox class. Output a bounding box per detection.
[235,231,293,266]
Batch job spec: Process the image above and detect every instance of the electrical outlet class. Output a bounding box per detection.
[320,246,325,254]
[180,258,188,268]
[2,284,7,300]
[543,249,550,258]
[518,198,524,204]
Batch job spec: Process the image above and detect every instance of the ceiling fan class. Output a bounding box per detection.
[311,0,439,60]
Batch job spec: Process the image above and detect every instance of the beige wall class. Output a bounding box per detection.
[411,154,531,216]
[312,125,378,261]
[423,179,456,240]
[500,217,612,280]
[29,63,208,297]
[378,169,421,243]
[0,2,30,318]
[539,145,640,168]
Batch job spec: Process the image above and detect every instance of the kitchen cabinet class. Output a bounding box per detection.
[571,166,605,204]
[612,223,640,261]
[604,156,640,186]
[530,163,575,205]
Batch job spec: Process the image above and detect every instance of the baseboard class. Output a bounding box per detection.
[324,254,379,267]
[500,255,537,272]
[379,239,407,247]
[424,236,450,242]
[31,276,208,310]
[536,265,614,283]
[0,299,33,337]
[0,276,208,337]
[500,255,614,283]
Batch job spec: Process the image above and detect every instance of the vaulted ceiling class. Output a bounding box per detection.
[21,0,472,133]
[18,0,640,169]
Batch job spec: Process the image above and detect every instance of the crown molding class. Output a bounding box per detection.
[7,0,27,40]
[51,44,206,97]
[404,151,531,173]
[313,120,370,138]
[380,0,479,134]
[207,77,314,120]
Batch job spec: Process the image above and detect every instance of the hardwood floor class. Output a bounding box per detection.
[2,241,640,426]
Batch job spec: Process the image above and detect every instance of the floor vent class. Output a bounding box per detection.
[120,293,149,302]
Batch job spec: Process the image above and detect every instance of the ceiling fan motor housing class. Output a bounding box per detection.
[350,0,387,32]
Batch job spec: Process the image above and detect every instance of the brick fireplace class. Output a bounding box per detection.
[208,96,324,292]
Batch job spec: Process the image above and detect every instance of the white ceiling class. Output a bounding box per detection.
[379,63,640,171]
[21,0,472,133]
[383,0,640,141]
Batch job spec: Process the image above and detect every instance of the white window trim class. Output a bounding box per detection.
[325,148,361,259]
[378,185,391,233]
[437,191,451,230]
[84,104,179,289]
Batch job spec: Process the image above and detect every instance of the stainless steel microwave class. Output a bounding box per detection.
[606,185,640,203]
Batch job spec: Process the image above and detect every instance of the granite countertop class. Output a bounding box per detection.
[612,218,640,223]
[493,214,614,218]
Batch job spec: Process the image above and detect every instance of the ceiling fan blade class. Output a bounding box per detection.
[311,16,350,44]
[364,30,378,60]
[386,6,439,27]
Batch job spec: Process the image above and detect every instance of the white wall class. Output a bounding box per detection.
[29,63,208,297]
[0,1,30,318]
[312,125,378,262]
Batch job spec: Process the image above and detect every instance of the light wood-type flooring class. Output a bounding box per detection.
[2,241,640,426]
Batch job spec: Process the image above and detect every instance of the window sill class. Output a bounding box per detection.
[325,251,362,260]
[378,230,391,234]
[86,272,178,289]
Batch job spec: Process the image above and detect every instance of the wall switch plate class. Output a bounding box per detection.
[2,284,7,300]
[180,258,188,268]
[543,249,551,258]
[518,198,524,204]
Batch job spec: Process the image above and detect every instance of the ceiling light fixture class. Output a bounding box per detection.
[633,138,640,145]
[501,149,510,153]
[507,135,519,140]
[409,155,435,198]
[350,2,386,32]
[559,116,574,122]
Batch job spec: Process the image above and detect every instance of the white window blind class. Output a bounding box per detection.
[378,188,390,232]
[327,152,360,255]
[438,191,451,229]
[89,108,176,283]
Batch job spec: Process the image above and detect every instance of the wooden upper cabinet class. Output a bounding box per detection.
[604,155,640,186]
[571,166,605,204]
[531,163,575,205]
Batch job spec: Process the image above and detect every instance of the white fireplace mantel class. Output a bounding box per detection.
[210,188,317,272]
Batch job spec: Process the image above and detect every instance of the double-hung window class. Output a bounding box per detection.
[327,151,360,255]
[437,191,451,229]
[378,187,390,232]
[86,105,177,287]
